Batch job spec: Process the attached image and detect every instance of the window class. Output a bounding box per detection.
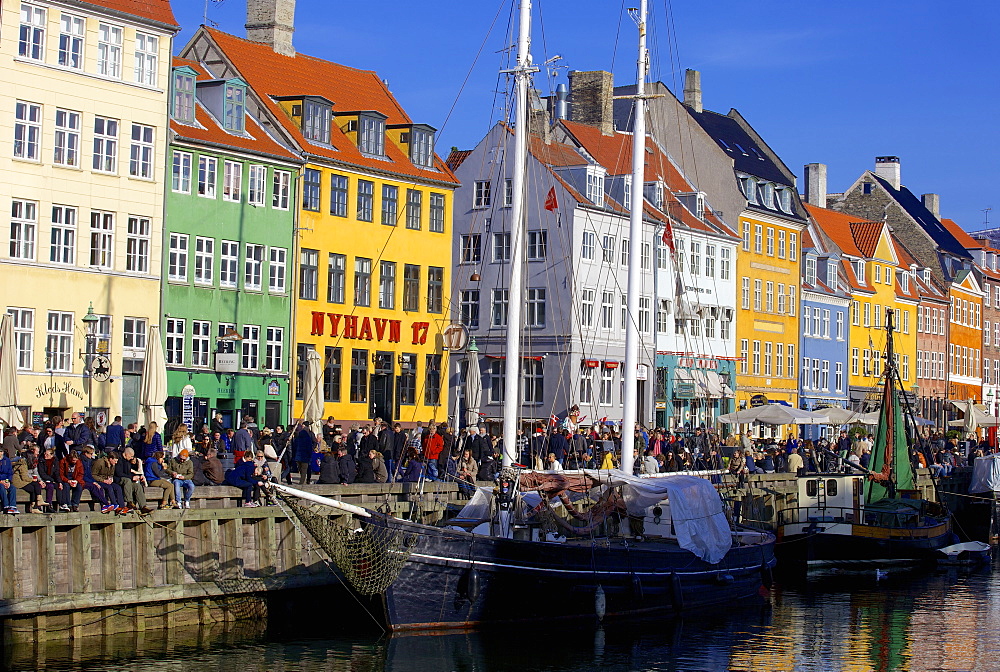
[172,70,195,122]
[134,32,158,86]
[500,178,514,208]
[622,238,631,267]
[6,308,33,370]
[597,291,613,330]
[821,361,830,390]
[489,360,506,404]
[358,114,385,156]
[585,170,604,204]
[127,124,155,179]
[191,320,210,367]
[602,235,616,264]
[49,205,76,264]
[427,266,444,313]
[864,302,871,327]
[195,237,214,285]
[125,216,150,273]
[424,354,442,406]
[580,289,595,327]
[302,100,330,143]
[787,344,795,379]
[326,174,349,216]
[397,353,417,405]
[198,156,217,197]
[406,189,422,230]
[242,325,259,370]
[429,193,445,232]
[803,307,812,336]
[461,290,480,328]
[165,318,185,366]
[523,359,543,404]
[704,245,714,276]
[9,199,37,260]
[741,277,750,310]
[805,257,817,285]
[357,180,374,221]
[14,102,42,161]
[822,310,831,338]
[777,230,786,259]
[460,234,482,264]
[788,286,796,316]
[379,261,396,309]
[766,281,774,312]
[89,211,113,269]
[492,289,510,327]
[222,161,242,202]
[244,244,264,290]
[268,247,286,294]
[493,232,511,262]
[326,253,346,303]
[575,230,597,261]
[299,249,318,300]
[789,233,798,261]
[721,313,732,341]
[640,297,651,332]
[381,184,398,226]
[264,327,283,371]
[247,165,266,206]
[350,349,368,403]
[403,265,420,311]
[324,347,341,402]
[753,279,762,311]
[172,151,192,192]
[527,230,547,260]
[168,233,188,281]
[220,240,239,289]
[579,365,594,405]
[752,341,761,374]
[411,127,435,168]
[766,227,775,256]
[527,288,546,327]
[852,348,859,376]
[19,4,46,60]
[51,109,82,167]
[742,221,751,251]
[474,181,492,208]
[596,367,613,406]
[354,257,372,307]
[655,299,669,333]
[754,224,763,254]
[46,311,73,372]
[272,170,291,209]
[763,342,772,376]
[777,283,786,314]
[621,294,628,331]
[97,23,123,77]
[223,83,245,133]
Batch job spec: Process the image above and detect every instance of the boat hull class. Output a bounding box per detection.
[776,520,954,568]
[373,519,775,631]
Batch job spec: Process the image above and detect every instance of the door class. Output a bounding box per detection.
[637,380,647,427]
[121,374,140,426]
[265,400,281,429]
[371,374,393,423]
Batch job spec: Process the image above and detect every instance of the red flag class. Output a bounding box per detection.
[544,187,558,211]
[661,221,675,252]
[549,414,559,426]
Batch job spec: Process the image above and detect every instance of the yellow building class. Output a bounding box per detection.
[0,0,178,424]
[809,206,918,407]
[183,22,459,426]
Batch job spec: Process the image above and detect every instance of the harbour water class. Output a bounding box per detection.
[6,564,998,672]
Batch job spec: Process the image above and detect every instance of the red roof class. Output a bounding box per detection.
[90,0,178,27]
[850,221,884,258]
[941,218,983,249]
[805,203,876,258]
[204,28,458,185]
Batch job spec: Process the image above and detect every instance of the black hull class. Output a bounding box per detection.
[369,519,775,631]
[776,527,955,569]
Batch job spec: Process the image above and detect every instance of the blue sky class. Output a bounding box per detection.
[175,0,999,230]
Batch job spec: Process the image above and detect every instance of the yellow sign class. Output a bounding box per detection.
[96,340,109,354]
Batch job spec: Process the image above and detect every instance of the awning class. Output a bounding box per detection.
[604,361,620,369]
[583,359,600,368]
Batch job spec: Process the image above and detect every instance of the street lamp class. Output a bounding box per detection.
[81,303,99,416]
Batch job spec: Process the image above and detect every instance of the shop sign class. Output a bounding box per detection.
[215,353,239,373]
[311,312,433,345]
[750,394,769,407]
[442,323,470,351]
[34,381,84,400]
[678,357,718,369]
[182,384,196,427]
[267,380,281,396]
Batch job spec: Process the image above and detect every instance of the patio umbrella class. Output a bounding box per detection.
[716,404,825,425]
[139,325,167,429]
[812,406,862,425]
[302,347,324,434]
[464,339,482,427]
[0,313,25,429]
[947,400,1000,428]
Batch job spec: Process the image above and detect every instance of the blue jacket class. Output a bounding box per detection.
[64,422,95,447]
[104,423,125,448]
[142,433,162,459]
[231,429,254,455]
[293,429,316,463]
[225,459,257,485]
[0,455,12,481]
[82,455,97,483]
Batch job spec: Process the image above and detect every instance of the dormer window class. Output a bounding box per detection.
[303,99,331,144]
[410,126,434,167]
[900,271,909,292]
[643,181,664,210]
[585,166,605,204]
[171,67,196,124]
[922,268,931,283]
[359,113,386,157]
[827,260,838,289]
[759,182,775,209]
[804,255,817,285]
[855,260,866,284]
[776,186,793,213]
[223,82,246,133]
[739,175,757,204]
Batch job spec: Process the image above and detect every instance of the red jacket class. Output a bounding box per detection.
[425,433,444,461]
[59,458,85,484]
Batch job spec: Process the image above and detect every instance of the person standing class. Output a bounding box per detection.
[292,423,316,485]
[104,417,125,452]
[231,421,254,462]
[337,444,357,484]
[142,422,163,460]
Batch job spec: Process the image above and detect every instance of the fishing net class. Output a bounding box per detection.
[279,495,418,595]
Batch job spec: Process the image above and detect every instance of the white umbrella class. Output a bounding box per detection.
[139,325,167,429]
[947,400,1000,428]
[716,404,825,425]
[464,340,482,427]
[0,313,25,429]
[812,406,862,425]
[302,347,324,434]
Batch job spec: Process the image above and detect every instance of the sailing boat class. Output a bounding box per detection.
[775,308,953,568]
[273,0,776,630]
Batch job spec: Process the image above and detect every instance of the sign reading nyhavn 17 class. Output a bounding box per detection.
[311,312,431,345]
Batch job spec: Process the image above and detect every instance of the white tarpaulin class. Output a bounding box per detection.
[970,453,1000,493]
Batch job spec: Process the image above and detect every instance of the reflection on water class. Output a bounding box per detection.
[5,566,997,672]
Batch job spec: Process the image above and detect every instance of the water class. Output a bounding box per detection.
[7,565,1000,672]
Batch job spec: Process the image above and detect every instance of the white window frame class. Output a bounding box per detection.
[198,156,217,198]
[248,164,267,206]
[133,32,158,86]
[123,317,147,351]
[89,211,113,269]
[195,236,214,286]
[265,327,283,371]
[128,124,155,179]
[97,23,123,78]
[582,232,595,261]
[172,151,192,193]
[46,311,74,372]
[493,232,511,263]
[53,109,81,167]
[191,320,210,368]
[223,160,242,202]
[10,199,37,260]
[527,230,547,261]
[244,243,264,291]
[242,325,260,370]
[50,205,76,265]
[268,247,287,294]
[580,288,595,327]
[491,289,509,328]
[125,216,150,273]
[473,181,491,208]
[14,101,42,161]
[7,307,34,370]
[526,288,546,328]
[165,318,185,366]
[220,240,238,289]
[272,170,290,209]
[168,233,188,281]
[92,117,119,173]
[19,4,46,61]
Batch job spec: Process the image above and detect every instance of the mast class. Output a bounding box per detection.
[621,0,648,475]
[501,0,536,467]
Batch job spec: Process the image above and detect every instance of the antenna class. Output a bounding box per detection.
[983,207,992,227]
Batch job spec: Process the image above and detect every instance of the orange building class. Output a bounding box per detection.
[947,269,983,403]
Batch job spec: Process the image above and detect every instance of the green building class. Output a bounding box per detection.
[162,59,300,431]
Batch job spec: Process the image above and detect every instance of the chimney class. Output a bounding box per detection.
[554,83,568,120]
[246,0,296,57]
[683,69,702,113]
[874,156,900,190]
[921,193,940,220]
[568,70,614,136]
[803,163,827,209]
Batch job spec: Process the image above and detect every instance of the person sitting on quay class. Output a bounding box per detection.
[144,450,176,509]
[91,451,125,513]
[455,448,477,489]
[170,449,195,509]
[167,424,192,459]
[225,451,267,507]
[58,450,85,513]
[317,445,341,484]
[78,446,111,512]
[140,422,163,460]
[115,448,152,515]
[399,447,425,483]
[62,412,94,454]
[0,449,18,514]
[38,446,63,508]
[19,445,55,512]
[200,448,225,486]
[337,444,357,485]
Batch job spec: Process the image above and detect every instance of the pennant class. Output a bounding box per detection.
[661,221,675,252]
[544,187,558,211]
